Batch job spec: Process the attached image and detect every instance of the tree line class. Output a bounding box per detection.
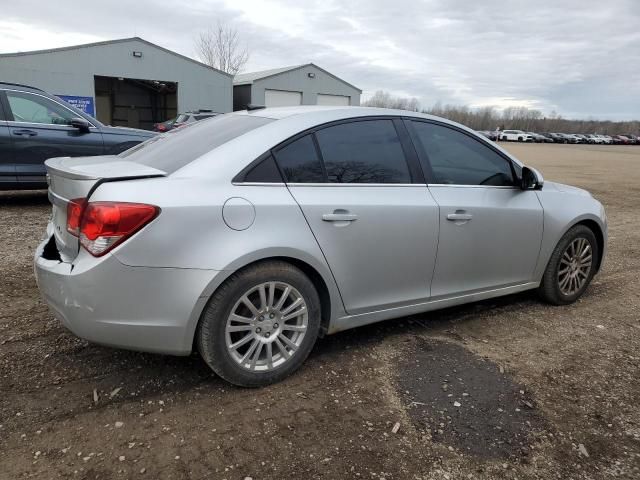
[362,90,639,135]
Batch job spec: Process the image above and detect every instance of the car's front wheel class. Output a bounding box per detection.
[538,225,599,305]
[197,261,321,387]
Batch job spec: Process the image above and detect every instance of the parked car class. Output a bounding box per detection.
[0,82,155,190]
[598,135,613,144]
[624,134,638,145]
[172,110,220,129]
[540,132,562,143]
[477,130,498,141]
[153,117,177,133]
[34,107,607,387]
[499,129,534,142]
[613,135,630,145]
[527,132,552,143]
[560,133,581,144]
[585,134,603,144]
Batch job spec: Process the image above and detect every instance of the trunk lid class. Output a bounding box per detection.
[45,156,166,262]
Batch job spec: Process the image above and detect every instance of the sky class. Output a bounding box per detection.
[1,0,639,120]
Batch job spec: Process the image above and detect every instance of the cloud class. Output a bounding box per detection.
[1,0,638,119]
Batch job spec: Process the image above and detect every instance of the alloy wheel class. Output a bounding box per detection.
[225,282,308,372]
[558,237,593,296]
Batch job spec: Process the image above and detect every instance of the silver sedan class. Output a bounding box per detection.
[35,107,607,387]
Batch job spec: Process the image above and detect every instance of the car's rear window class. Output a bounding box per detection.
[119,114,274,173]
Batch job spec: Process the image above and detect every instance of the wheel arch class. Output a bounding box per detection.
[573,218,605,273]
[189,251,342,353]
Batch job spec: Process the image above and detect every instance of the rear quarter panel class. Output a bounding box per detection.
[90,177,346,320]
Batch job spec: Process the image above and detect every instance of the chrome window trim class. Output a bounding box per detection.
[4,88,98,129]
[232,182,286,187]
[427,184,518,189]
[232,182,428,187]
[285,183,426,187]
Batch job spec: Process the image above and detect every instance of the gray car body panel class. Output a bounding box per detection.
[34,106,607,355]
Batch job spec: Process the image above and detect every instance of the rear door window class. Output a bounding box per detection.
[273,134,325,183]
[315,120,412,183]
[120,114,273,173]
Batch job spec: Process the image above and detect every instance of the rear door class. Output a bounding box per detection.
[408,120,543,297]
[4,89,104,185]
[0,91,17,187]
[276,118,440,315]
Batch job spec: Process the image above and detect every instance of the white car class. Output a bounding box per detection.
[597,135,613,144]
[500,130,534,142]
[587,134,604,144]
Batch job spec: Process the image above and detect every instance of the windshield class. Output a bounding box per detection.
[119,114,274,173]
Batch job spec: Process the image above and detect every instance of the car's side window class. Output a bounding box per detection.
[6,91,77,126]
[315,120,412,184]
[411,121,515,186]
[273,134,325,183]
[242,154,283,183]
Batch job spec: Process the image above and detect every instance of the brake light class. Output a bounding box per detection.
[79,202,159,256]
[66,198,86,236]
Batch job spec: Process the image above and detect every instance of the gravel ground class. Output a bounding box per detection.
[1,143,639,479]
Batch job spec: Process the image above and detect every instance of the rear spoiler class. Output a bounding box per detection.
[45,156,167,181]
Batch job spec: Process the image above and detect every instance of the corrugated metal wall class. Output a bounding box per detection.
[0,38,233,116]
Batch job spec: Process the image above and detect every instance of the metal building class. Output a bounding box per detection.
[0,37,232,129]
[233,63,361,110]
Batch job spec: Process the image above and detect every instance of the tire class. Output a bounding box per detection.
[518,137,523,142]
[538,225,599,305]
[197,260,321,387]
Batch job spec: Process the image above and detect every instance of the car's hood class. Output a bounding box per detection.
[100,125,157,138]
[544,181,592,197]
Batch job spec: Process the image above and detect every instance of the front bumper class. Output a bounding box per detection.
[34,237,220,355]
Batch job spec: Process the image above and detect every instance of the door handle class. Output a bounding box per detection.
[13,129,38,137]
[322,212,358,222]
[447,211,473,221]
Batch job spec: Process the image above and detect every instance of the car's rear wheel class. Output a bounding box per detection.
[538,225,598,305]
[197,261,321,387]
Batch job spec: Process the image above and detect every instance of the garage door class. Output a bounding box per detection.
[265,89,302,107]
[317,94,350,106]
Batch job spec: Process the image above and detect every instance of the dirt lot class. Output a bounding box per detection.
[1,143,639,479]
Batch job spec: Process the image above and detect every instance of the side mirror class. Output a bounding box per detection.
[70,117,91,133]
[520,166,544,190]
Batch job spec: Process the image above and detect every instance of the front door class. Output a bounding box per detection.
[274,119,439,315]
[0,118,16,187]
[408,120,543,297]
[428,186,543,296]
[4,90,104,185]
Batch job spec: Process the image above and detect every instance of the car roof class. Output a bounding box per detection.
[245,105,440,119]
[174,106,526,181]
[0,82,45,93]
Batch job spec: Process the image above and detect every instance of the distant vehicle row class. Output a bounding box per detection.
[477,129,639,145]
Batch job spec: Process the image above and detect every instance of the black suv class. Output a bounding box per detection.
[0,82,156,190]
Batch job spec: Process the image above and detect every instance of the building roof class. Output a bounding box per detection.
[233,63,362,92]
[0,37,232,77]
[234,65,306,85]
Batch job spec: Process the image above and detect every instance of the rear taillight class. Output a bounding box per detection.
[66,198,86,236]
[78,202,159,256]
